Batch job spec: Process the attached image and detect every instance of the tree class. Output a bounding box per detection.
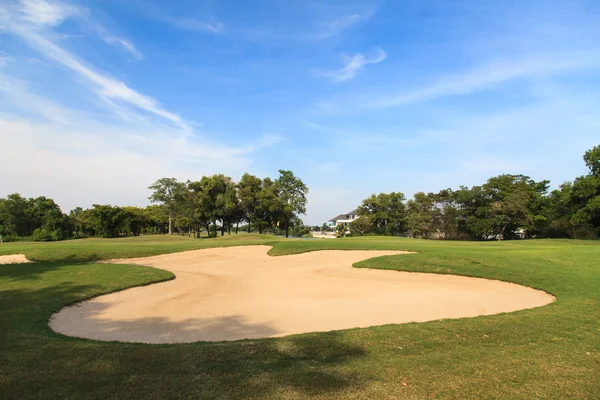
[583,145,600,176]
[254,177,279,234]
[29,197,72,241]
[431,189,460,239]
[335,223,347,238]
[455,175,549,240]
[192,175,229,237]
[185,181,211,237]
[569,145,600,236]
[358,192,407,236]
[219,181,243,234]
[88,205,126,238]
[273,170,309,238]
[1,193,31,237]
[349,217,373,236]
[121,207,149,236]
[143,205,169,235]
[148,178,186,235]
[237,173,263,233]
[406,192,435,238]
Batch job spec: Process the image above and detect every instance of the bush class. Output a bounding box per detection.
[350,217,373,236]
[32,227,69,241]
[290,224,312,237]
[335,224,347,238]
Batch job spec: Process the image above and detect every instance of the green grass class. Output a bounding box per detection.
[1,234,599,399]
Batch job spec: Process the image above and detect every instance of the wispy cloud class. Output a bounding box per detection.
[91,24,144,59]
[165,17,224,34]
[20,0,85,26]
[304,121,329,132]
[317,47,387,82]
[10,0,143,59]
[313,12,371,39]
[0,54,9,67]
[11,24,188,131]
[368,54,600,107]
[0,76,281,210]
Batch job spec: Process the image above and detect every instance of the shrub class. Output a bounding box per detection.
[335,224,347,238]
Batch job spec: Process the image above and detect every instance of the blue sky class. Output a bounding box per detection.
[1,0,599,224]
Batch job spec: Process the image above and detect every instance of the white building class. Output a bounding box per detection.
[327,209,359,228]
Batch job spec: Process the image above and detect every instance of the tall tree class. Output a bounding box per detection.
[148,178,186,235]
[254,177,279,234]
[358,192,407,235]
[193,175,229,237]
[406,192,435,238]
[237,173,262,232]
[219,181,243,234]
[570,145,600,236]
[431,189,460,239]
[273,170,309,238]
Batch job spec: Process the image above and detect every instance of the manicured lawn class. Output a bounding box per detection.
[1,235,599,399]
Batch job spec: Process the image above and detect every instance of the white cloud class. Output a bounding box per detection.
[313,12,368,39]
[166,17,224,34]
[20,0,85,26]
[317,47,387,82]
[368,54,600,107]
[0,113,272,211]
[13,0,143,59]
[8,25,186,131]
[0,2,280,211]
[92,25,144,59]
[0,54,9,67]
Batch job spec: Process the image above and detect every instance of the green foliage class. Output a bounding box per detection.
[0,194,71,241]
[349,217,373,236]
[353,144,599,240]
[290,224,312,238]
[320,223,333,232]
[148,178,187,234]
[335,223,347,238]
[583,144,600,176]
[358,192,407,236]
[406,192,436,238]
[274,170,309,238]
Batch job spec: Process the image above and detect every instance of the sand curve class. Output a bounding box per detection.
[0,254,30,264]
[49,246,554,343]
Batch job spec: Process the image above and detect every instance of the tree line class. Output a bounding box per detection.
[0,170,308,241]
[349,145,600,240]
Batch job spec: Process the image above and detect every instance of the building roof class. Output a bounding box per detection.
[328,209,359,222]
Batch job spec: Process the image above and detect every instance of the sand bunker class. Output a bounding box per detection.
[0,254,30,264]
[49,246,554,343]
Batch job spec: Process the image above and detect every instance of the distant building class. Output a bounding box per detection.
[327,209,359,228]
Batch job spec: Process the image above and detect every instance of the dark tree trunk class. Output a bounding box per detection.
[285,226,289,238]
[247,222,251,233]
[235,222,239,234]
[221,221,225,236]
[205,224,211,237]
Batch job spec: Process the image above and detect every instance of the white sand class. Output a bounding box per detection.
[0,254,30,264]
[49,246,554,343]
